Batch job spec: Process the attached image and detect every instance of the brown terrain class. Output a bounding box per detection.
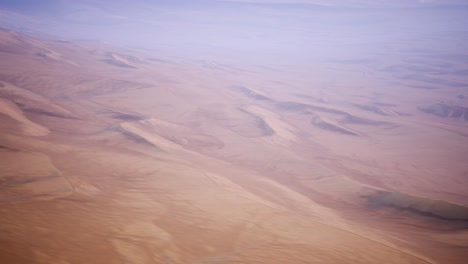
[0,24,468,264]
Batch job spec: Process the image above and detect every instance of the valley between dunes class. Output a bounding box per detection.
[1,27,468,263]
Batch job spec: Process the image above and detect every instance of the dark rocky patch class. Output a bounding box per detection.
[327,58,374,65]
[353,104,390,116]
[292,93,322,102]
[451,69,468,76]
[403,58,453,68]
[111,113,146,121]
[381,64,443,74]
[0,173,60,188]
[372,102,397,107]
[25,108,75,119]
[227,108,275,138]
[276,101,309,112]
[109,53,148,65]
[342,114,393,126]
[102,59,137,68]
[420,103,468,121]
[397,73,467,87]
[367,191,468,221]
[405,84,439,90]
[423,54,468,64]
[230,86,275,102]
[118,127,164,150]
[35,52,47,58]
[276,101,347,116]
[0,145,17,151]
[255,118,275,137]
[311,116,358,136]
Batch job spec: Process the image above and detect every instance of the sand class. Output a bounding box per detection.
[0,25,467,264]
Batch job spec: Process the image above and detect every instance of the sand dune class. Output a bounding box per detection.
[106,110,146,121]
[311,115,359,135]
[119,118,224,152]
[0,28,77,66]
[231,85,275,102]
[0,27,43,54]
[353,103,401,116]
[276,101,349,116]
[119,120,181,151]
[102,53,145,69]
[341,114,395,127]
[0,149,72,202]
[0,98,49,136]
[194,105,275,138]
[0,81,77,118]
[244,105,297,145]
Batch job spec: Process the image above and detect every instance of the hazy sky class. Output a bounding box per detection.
[1,0,467,61]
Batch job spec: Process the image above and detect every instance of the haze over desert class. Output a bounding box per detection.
[0,0,468,263]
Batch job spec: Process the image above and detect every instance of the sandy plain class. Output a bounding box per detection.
[0,25,468,264]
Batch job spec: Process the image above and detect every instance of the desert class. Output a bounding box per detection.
[0,1,468,263]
